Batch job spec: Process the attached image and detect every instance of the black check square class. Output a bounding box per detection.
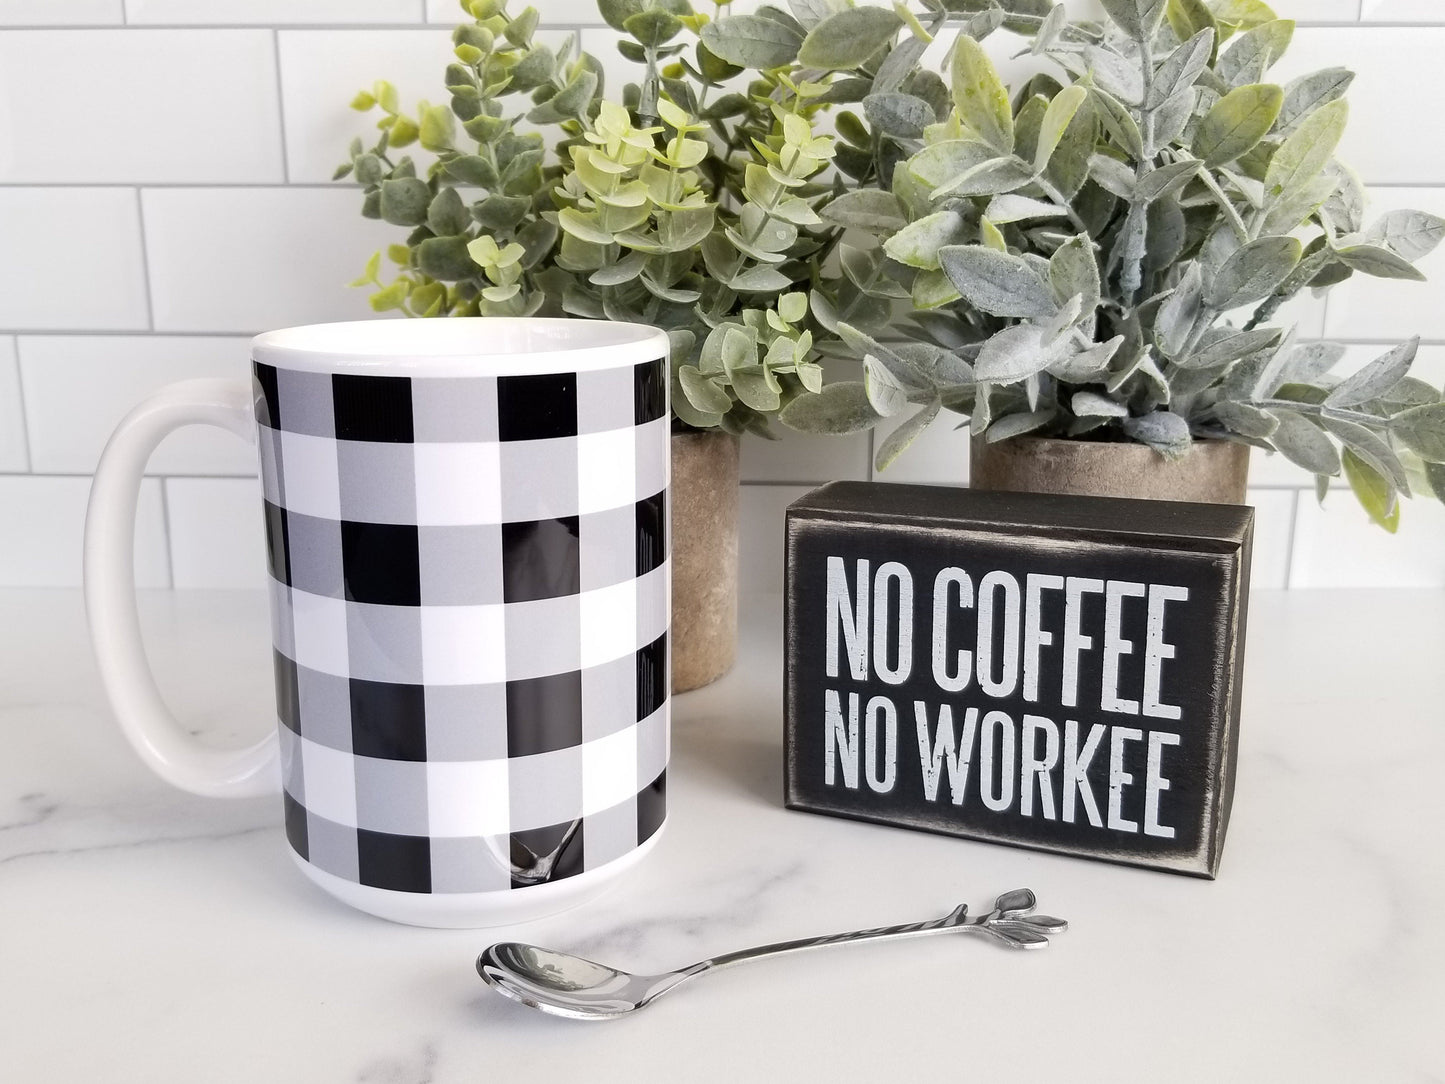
[510,821,585,888]
[634,357,666,425]
[637,767,666,845]
[332,374,414,442]
[254,363,282,430]
[637,633,667,722]
[506,671,583,757]
[340,521,421,606]
[283,790,309,861]
[274,650,301,735]
[636,490,665,578]
[501,518,579,603]
[497,373,576,441]
[349,678,428,761]
[357,828,432,893]
[263,500,290,586]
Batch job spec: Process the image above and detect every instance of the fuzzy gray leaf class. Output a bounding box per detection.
[938,245,1058,319]
[1280,341,1346,384]
[872,34,928,95]
[1324,337,1418,408]
[1275,67,1354,136]
[1206,235,1301,309]
[1097,0,1167,40]
[699,13,803,69]
[1321,416,1410,491]
[1364,210,1445,263]
[875,399,942,471]
[883,210,966,270]
[1089,153,1137,199]
[1048,335,1124,381]
[799,6,902,69]
[1155,262,1204,358]
[974,326,1058,383]
[1145,28,1214,110]
[820,189,908,232]
[1389,402,1445,462]
[985,408,1056,443]
[1269,410,1341,475]
[1049,235,1101,312]
[1123,410,1193,458]
[984,194,1069,224]
[1071,390,1129,418]
[1180,326,1281,370]
[778,380,878,433]
[1134,159,1202,203]
[1212,401,1279,439]
[863,92,934,140]
[1333,244,1427,281]
[864,354,909,417]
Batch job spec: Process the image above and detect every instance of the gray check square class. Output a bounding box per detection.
[306,810,360,883]
[575,366,635,436]
[635,418,668,501]
[347,601,423,685]
[278,726,304,804]
[504,594,581,682]
[337,440,417,525]
[500,437,579,523]
[583,796,638,871]
[637,703,669,786]
[258,425,284,506]
[412,377,498,443]
[297,664,353,752]
[423,683,508,761]
[275,366,334,438]
[418,524,504,606]
[429,836,511,893]
[354,756,429,836]
[269,578,295,660]
[509,745,583,833]
[287,511,344,599]
[578,504,637,591]
[581,652,637,742]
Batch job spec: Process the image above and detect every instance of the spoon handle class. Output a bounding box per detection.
[686,889,1065,978]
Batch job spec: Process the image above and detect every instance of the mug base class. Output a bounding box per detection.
[289,826,663,929]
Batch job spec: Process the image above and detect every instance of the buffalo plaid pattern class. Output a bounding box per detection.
[254,352,669,894]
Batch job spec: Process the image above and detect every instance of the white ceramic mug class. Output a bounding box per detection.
[85,318,672,927]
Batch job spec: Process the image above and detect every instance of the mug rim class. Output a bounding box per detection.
[251,317,669,376]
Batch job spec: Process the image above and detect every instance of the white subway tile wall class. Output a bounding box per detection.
[0,0,1441,591]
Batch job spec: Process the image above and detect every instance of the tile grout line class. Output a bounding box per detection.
[133,187,157,332]
[272,28,291,184]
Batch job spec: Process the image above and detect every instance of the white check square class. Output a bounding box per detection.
[426,759,510,837]
[414,442,502,526]
[580,579,637,668]
[582,726,638,816]
[290,589,350,678]
[420,605,506,685]
[301,737,358,828]
[278,431,341,520]
[576,428,636,514]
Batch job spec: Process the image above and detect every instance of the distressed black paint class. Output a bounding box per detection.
[784,482,1253,879]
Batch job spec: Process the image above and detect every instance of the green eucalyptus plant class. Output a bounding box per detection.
[338,0,1445,528]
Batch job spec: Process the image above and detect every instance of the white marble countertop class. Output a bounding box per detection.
[3,587,1442,1082]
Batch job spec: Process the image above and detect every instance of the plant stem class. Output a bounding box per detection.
[1254,398,1391,428]
[1034,176,1090,234]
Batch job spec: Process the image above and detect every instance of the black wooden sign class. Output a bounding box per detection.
[784,482,1254,879]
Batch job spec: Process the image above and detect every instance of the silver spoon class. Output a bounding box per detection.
[476,888,1066,1020]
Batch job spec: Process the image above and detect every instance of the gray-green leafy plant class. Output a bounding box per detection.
[339,0,1445,529]
[762,0,1445,529]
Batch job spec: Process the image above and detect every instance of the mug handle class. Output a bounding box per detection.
[84,377,280,798]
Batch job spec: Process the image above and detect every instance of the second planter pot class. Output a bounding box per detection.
[970,435,1251,505]
[669,429,739,693]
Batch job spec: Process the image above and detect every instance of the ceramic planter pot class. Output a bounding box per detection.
[970,435,1250,505]
[670,429,739,692]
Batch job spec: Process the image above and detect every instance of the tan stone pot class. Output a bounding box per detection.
[970,435,1250,505]
[670,430,739,692]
